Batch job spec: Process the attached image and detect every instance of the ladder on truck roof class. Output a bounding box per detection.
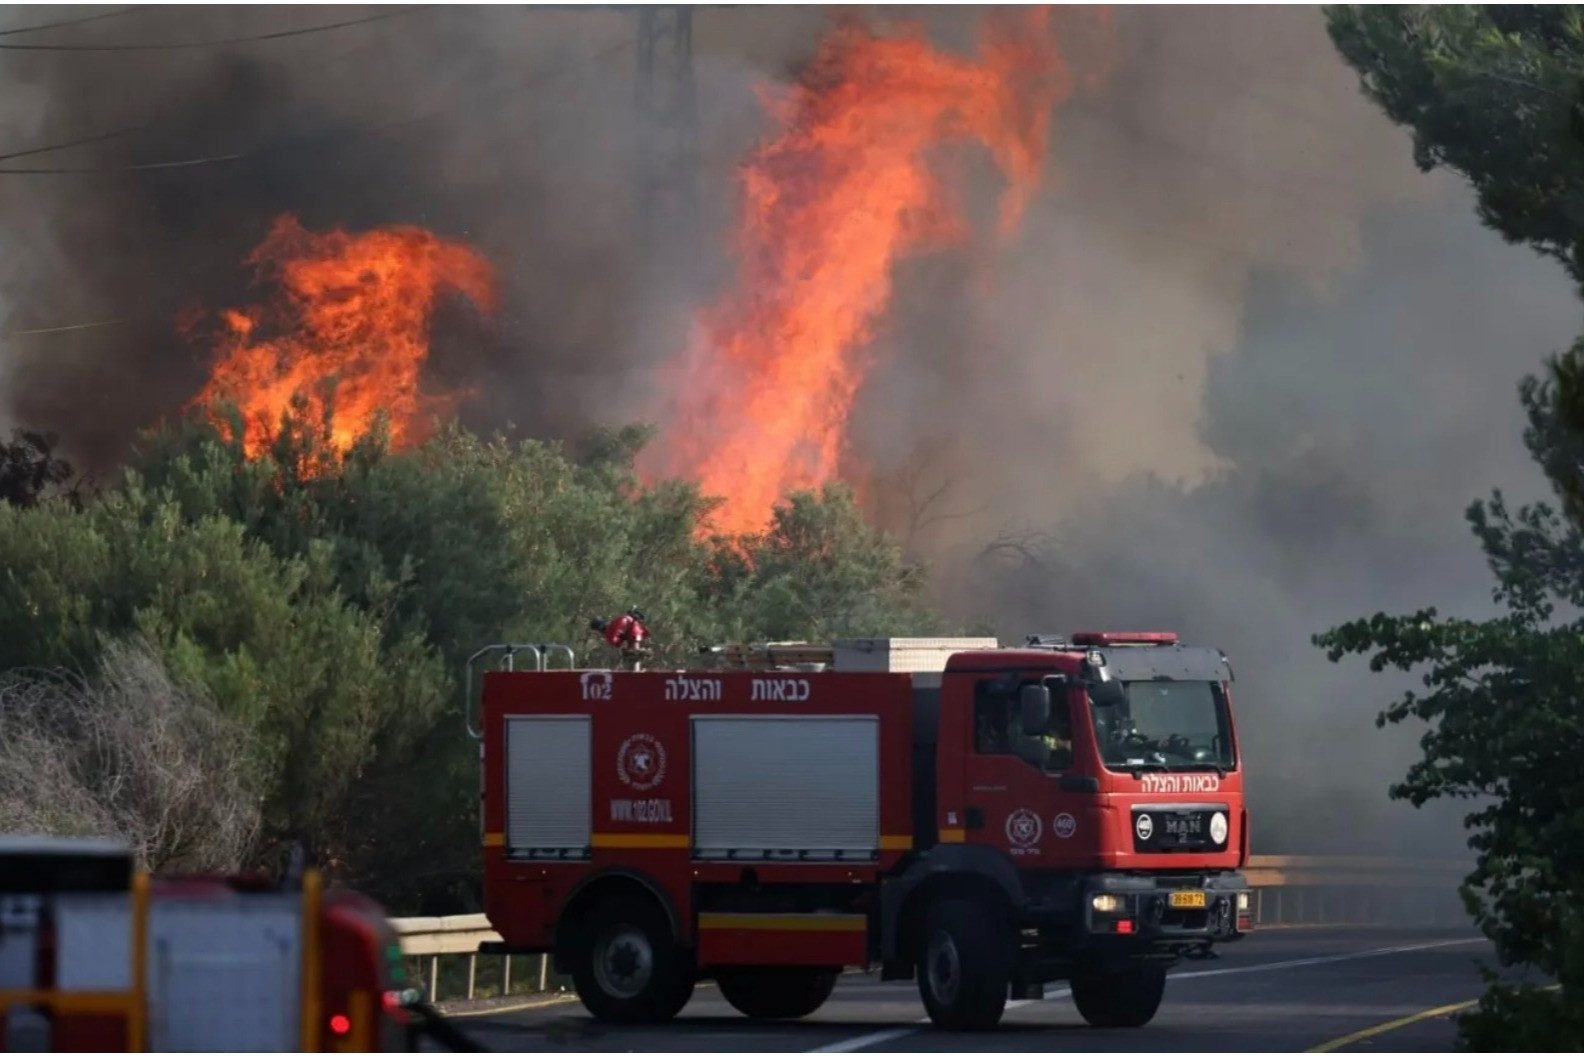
[465,642,579,739]
[699,637,1002,673]
[699,641,836,671]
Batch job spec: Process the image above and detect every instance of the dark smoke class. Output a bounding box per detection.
[4,6,1577,860]
[0,4,804,468]
[948,194,1579,858]
[843,6,1583,860]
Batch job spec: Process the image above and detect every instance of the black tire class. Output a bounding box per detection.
[569,894,696,1024]
[915,897,1014,1031]
[1070,962,1167,1028]
[716,966,840,1020]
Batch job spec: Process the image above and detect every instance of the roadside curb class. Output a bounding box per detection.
[435,967,904,1022]
[436,991,579,1019]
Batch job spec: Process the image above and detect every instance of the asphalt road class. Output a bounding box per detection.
[441,927,1496,1053]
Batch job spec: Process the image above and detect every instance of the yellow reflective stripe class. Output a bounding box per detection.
[0,990,141,1014]
[589,834,911,852]
[346,988,374,1053]
[300,868,322,1053]
[130,870,149,1051]
[592,833,690,849]
[482,832,504,848]
[699,913,867,932]
[939,828,966,843]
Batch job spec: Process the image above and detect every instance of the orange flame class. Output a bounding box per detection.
[192,214,496,460]
[645,7,1080,536]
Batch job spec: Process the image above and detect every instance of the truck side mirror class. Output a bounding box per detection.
[1089,680,1126,708]
[1019,684,1051,736]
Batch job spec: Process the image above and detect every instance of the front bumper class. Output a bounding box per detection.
[1081,871,1252,941]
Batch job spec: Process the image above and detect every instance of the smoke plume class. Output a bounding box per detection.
[0,3,797,467]
[882,7,1583,856]
[2,5,1577,857]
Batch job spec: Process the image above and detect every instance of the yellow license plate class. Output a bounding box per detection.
[1169,891,1207,909]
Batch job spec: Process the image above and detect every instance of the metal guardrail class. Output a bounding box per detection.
[392,854,1474,1003]
[1241,854,1471,930]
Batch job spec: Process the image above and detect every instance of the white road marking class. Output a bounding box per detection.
[805,936,1484,1053]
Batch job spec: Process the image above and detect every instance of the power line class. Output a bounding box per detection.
[0,36,634,175]
[0,5,431,52]
[0,6,149,38]
[0,4,1403,174]
[41,151,247,174]
[3,319,127,338]
[0,35,638,343]
[0,121,150,164]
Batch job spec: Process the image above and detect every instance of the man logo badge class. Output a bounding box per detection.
[1135,813,1154,841]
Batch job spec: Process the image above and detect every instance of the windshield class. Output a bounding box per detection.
[1090,679,1235,772]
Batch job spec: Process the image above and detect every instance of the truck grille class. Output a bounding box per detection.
[1131,803,1230,854]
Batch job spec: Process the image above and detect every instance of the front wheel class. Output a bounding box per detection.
[717,966,839,1019]
[569,894,696,1024]
[915,897,1013,1031]
[1070,962,1167,1028]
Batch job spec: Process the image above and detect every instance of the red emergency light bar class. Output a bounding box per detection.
[1069,631,1179,646]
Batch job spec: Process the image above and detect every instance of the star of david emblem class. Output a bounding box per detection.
[1005,808,1043,848]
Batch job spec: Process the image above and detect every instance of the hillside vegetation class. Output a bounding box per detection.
[0,405,938,913]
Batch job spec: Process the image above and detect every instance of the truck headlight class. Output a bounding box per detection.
[1091,894,1124,914]
[1236,892,1250,911]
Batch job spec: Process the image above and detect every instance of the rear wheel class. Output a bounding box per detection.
[1070,962,1167,1028]
[915,897,1013,1031]
[717,967,840,1019]
[570,894,696,1024]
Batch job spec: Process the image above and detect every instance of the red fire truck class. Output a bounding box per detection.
[468,632,1252,1032]
[0,834,469,1052]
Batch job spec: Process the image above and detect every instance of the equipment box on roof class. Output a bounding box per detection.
[831,637,999,673]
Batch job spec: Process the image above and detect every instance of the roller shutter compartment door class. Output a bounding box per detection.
[693,716,879,859]
[506,716,592,858]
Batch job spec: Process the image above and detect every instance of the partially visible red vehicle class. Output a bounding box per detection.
[0,835,422,1052]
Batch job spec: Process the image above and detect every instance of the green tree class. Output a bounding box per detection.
[1,389,944,912]
[718,484,938,643]
[0,471,440,880]
[1312,385,1584,1047]
[1319,6,1584,1046]
[119,404,517,906]
[1327,6,1584,282]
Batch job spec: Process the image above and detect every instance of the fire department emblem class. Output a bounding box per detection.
[616,733,667,792]
[1005,808,1042,848]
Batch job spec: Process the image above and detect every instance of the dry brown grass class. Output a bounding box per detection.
[0,638,260,871]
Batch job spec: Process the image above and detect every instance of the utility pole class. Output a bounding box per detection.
[633,6,699,274]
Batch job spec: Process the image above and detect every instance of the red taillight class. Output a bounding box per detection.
[1114,920,1135,934]
[328,1014,351,1036]
[381,990,401,1013]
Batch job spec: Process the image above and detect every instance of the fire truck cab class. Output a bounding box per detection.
[471,632,1251,1032]
[0,835,416,1052]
